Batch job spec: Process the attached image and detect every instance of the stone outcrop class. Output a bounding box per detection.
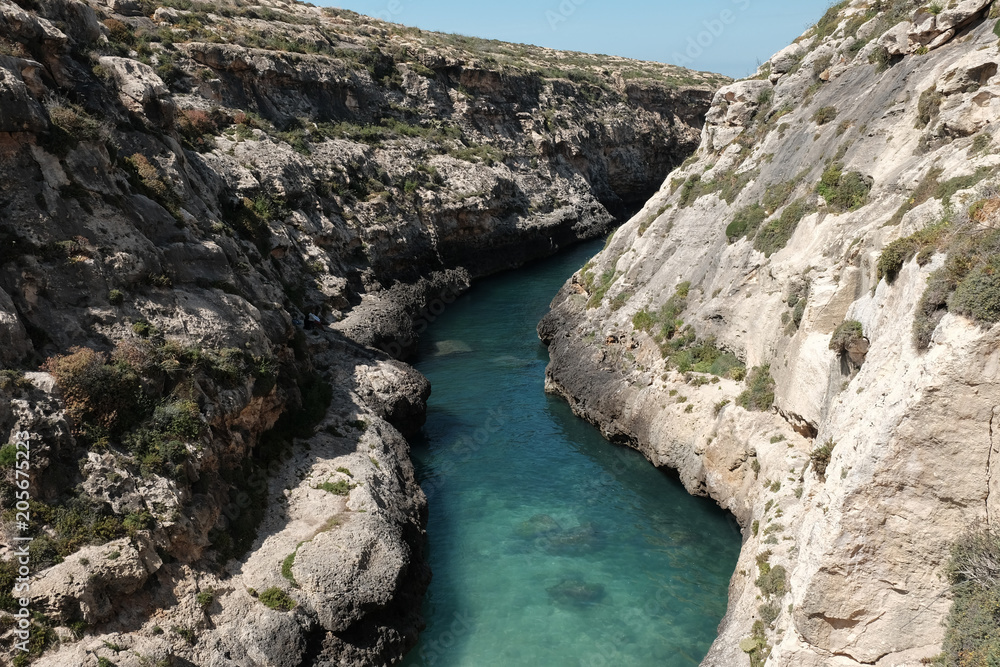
[0,0,723,664]
[542,1,1000,664]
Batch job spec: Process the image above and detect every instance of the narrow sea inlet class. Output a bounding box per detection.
[401,240,740,667]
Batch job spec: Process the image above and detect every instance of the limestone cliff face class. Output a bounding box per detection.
[542,1,1000,664]
[0,0,723,664]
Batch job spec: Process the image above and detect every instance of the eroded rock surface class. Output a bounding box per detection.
[0,0,723,664]
[542,1,1000,664]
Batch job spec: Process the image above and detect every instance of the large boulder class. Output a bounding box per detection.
[97,56,175,127]
[29,536,163,623]
[0,61,47,133]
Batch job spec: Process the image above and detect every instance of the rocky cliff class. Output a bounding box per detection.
[541,1,1000,665]
[0,0,723,664]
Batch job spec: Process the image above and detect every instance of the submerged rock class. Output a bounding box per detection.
[515,513,561,539]
[433,340,474,357]
[542,522,605,556]
[546,578,606,607]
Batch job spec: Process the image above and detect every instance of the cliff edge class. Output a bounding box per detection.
[0,0,723,664]
[542,1,1000,664]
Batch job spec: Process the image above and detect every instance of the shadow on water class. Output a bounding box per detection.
[401,239,741,667]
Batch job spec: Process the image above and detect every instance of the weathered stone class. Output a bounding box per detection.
[97,56,175,127]
[540,6,1000,667]
[0,63,46,133]
[30,536,162,623]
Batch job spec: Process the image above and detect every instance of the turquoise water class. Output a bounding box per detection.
[401,240,741,667]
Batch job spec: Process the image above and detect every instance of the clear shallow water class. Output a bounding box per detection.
[400,240,741,667]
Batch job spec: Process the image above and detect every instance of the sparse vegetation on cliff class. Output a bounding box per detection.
[725,203,767,242]
[810,439,836,481]
[816,162,871,212]
[259,587,297,611]
[754,198,815,257]
[736,366,776,412]
[631,283,745,378]
[934,530,1000,666]
[829,320,865,355]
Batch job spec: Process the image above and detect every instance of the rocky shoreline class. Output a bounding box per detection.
[0,0,722,663]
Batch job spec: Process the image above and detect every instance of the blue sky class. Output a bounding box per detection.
[320,0,835,78]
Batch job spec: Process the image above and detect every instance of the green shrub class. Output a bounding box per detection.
[888,166,944,226]
[259,587,296,611]
[451,144,506,166]
[970,133,992,157]
[125,154,179,215]
[829,320,865,354]
[609,292,631,311]
[785,281,810,331]
[913,268,952,349]
[221,194,284,253]
[679,168,757,208]
[282,550,298,586]
[810,439,836,480]
[45,104,102,155]
[759,601,781,625]
[812,106,838,125]
[585,269,616,308]
[8,496,128,570]
[196,590,214,610]
[877,221,949,284]
[0,442,15,468]
[936,168,994,208]
[317,480,352,495]
[868,45,891,72]
[108,289,125,306]
[754,199,813,257]
[817,163,871,212]
[916,86,943,129]
[755,552,787,598]
[0,369,32,393]
[910,224,1000,348]
[678,174,702,207]
[762,180,797,213]
[122,511,154,536]
[172,626,196,644]
[633,282,744,379]
[631,309,657,332]
[736,365,775,412]
[42,347,149,440]
[937,530,1000,666]
[726,203,767,242]
[950,265,1000,323]
[122,399,202,479]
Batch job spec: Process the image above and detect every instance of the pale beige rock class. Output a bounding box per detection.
[97,56,175,127]
[541,7,1000,667]
[30,536,162,623]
